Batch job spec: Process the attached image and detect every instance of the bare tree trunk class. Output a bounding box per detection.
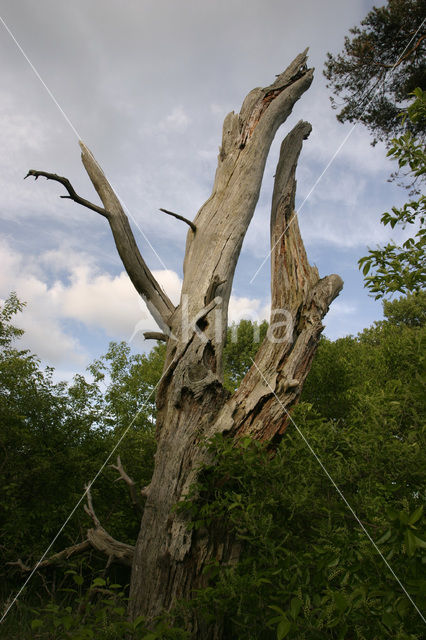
[28,51,343,639]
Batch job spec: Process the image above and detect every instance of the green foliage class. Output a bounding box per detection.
[324,0,426,145]
[383,289,426,326]
[223,320,268,392]
[0,294,104,565]
[358,89,426,299]
[2,295,425,638]
[178,294,425,638]
[27,576,188,640]
[0,295,162,611]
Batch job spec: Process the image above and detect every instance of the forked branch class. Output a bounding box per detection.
[6,541,92,573]
[179,50,315,360]
[26,144,176,333]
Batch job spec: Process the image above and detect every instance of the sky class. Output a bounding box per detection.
[0,0,412,381]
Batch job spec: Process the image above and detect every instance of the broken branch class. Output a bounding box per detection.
[8,485,135,573]
[6,541,92,573]
[143,331,168,342]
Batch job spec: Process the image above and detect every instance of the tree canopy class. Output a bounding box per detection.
[324,0,426,145]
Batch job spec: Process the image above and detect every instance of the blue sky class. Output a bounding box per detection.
[0,0,411,380]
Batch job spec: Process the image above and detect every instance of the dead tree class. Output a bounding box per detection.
[27,51,343,637]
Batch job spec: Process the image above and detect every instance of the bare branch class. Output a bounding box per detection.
[159,208,196,232]
[8,485,135,574]
[270,120,317,312]
[6,558,31,572]
[83,483,134,566]
[86,527,134,567]
[25,170,109,218]
[110,455,143,513]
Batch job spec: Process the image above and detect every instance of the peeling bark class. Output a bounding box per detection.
[29,51,343,639]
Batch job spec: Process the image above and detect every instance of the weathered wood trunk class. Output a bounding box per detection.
[128,51,342,631]
[28,51,342,639]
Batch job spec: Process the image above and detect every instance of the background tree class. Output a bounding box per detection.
[324,0,426,145]
[358,88,425,298]
[223,320,268,392]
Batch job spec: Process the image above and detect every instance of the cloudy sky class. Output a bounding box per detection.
[0,0,410,380]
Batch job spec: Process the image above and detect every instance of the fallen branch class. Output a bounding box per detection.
[6,541,91,573]
[7,485,134,573]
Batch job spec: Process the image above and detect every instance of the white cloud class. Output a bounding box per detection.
[0,239,184,367]
[0,241,87,366]
[297,88,391,177]
[0,237,276,368]
[160,107,190,133]
[141,107,191,137]
[299,201,412,249]
[228,295,269,324]
[325,300,357,320]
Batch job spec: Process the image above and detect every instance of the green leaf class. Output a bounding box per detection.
[412,534,426,549]
[63,615,73,630]
[269,605,286,616]
[362,262,371,276]
[31,619,43,630]
[277,617,291,640]
[376,529,392,545]
[334,591,348,613]
[408,505,423,525]
[290,597,302,620]
[382,611,398,629]
[133,615,146,629]
[92,577,106,587]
